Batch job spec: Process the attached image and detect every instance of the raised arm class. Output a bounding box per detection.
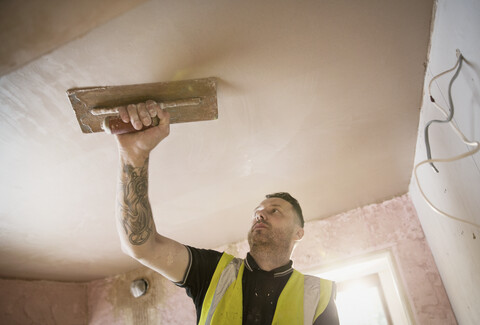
[114,100,189,283]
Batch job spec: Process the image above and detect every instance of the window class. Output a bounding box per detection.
[308,251,413,325]
[335,273,392,325]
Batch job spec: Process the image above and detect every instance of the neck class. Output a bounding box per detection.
[249,246,292,271]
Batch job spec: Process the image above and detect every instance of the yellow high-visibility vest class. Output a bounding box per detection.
[199,253,334,325]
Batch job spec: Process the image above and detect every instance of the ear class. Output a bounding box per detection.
[294,227,304,241]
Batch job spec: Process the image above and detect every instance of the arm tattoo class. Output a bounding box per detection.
[119,158,153,245]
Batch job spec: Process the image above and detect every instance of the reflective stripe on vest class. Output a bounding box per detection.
[199,253,333,325]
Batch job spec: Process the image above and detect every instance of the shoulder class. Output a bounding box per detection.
[175,246,223,287]
[294,271,334,287]
[302,275,339,325]
[303,274,334,287]
[302,274,336,302]
[188,246,224,260]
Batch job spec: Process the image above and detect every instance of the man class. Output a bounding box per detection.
[114,100,339,324]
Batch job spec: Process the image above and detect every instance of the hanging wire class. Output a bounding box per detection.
[414,50,480,228]
[424,52,463,172]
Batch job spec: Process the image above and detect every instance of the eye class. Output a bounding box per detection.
[272,208,278,213]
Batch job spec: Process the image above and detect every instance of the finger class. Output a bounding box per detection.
[117,106,130,123]
[127,104,142,130]
[146,100,158,117]
[159,111,170,136]
[159,110,170,127]
[156,105,170,125]
[137,102,152,126]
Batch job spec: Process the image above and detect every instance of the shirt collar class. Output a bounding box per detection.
[245,253,294,278]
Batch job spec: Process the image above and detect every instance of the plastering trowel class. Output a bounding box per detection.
[67,77,218,134]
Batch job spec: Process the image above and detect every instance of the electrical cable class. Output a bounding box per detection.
[424,52,463,172]
[414,50,480,228]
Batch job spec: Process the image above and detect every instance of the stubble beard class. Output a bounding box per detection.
[248,227,292,255]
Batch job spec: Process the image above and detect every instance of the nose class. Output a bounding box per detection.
[254,211,265,222]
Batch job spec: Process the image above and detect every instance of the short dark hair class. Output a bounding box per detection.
[265,192,304,228]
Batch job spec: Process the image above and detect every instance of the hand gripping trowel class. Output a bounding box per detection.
[67,77,218,134]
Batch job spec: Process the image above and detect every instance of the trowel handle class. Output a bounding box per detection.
[103,116,160,135]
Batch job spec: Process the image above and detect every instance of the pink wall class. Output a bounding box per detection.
[293,194,456,324]
[0,195,456,324]
[0,278,87,324]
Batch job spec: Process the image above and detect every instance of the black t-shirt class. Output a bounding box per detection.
[176,246,339,325]
[176,246,222,321]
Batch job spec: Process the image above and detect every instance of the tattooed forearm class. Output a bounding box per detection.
[119,158,153,246]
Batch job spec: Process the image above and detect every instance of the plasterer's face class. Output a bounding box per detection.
[247,198,303,249]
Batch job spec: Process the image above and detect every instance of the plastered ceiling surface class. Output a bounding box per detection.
[0,0,433,281]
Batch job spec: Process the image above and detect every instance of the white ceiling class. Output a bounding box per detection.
[0,0,433,281]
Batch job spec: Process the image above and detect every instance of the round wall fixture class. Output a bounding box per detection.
[130,278,149,298]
